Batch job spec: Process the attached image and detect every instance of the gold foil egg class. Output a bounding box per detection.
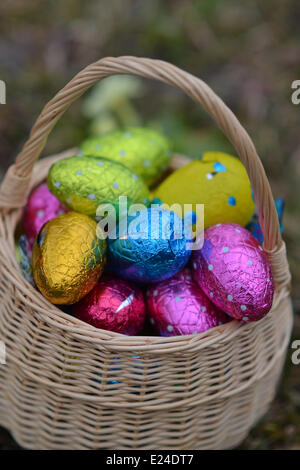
[80,127,171,185]
[32,212,107,305]
[154,151,255,231]
[47,156,150,219]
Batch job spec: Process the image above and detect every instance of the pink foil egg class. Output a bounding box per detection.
[72,276,146,335]
[24,182,67,251]
[192,223,274,322]
[146,269,229,336]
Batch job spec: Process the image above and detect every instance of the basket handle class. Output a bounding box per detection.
[0,56,282,252]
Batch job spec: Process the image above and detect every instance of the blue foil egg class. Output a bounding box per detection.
[247,199,284,244]
[107,207,192,283]
[17,234,35,286]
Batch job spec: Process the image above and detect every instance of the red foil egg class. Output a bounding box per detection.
[72,276,146,335]
[146,269,229,336]
[192,223,274,322]
[24,183,68,251]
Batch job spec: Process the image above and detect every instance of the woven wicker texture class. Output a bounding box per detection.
[0,57,293,450]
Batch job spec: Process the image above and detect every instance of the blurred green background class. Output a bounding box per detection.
[0,0,299,450]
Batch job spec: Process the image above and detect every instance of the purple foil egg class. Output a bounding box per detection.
[24,183,68,251]
[146,268,229,336]
[192,223,274,322]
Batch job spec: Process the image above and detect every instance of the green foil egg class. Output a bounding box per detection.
[47,156,150,219]
[80,127,171,186]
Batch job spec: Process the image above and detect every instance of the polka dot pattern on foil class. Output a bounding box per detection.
[213,162,226,172]
[191,222,274,322]
[228,196,236,206]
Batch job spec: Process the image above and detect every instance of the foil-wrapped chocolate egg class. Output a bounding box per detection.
[47,156,150,219]
[247,199,285,244]
[192,223,274,322]
[147,269,229,336]
[80,127,171,185]
[32,212,107,305]
[154,152,255,232]
[15,234,34,286]
[23,182,67,251]
[72,276,145,335]
[107,207,192,283]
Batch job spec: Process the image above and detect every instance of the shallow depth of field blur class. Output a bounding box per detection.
[0,0,299,450]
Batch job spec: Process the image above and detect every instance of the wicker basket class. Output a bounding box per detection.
[0,57,293,450]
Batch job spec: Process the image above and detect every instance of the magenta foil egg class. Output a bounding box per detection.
[72,276,146,335]
[24,183,67,251]
[192,223,274,322]
[146,269,229,336]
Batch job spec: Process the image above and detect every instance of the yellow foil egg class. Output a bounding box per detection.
[80,127,171,186]
[47,156,150,219]
[32,212,106,305]
[154,152,255,231]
